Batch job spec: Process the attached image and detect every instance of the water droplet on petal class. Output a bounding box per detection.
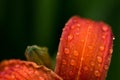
[91,61,95,66]
[75,28,80,35]
[110,49,113,54]
[64,48,69,54]
[99,46,104,51]
[90,68,93,71]
[108,57,111,61]
[60,37,63,41]
[81,57,84,61]
[62,28,66,31]
[102,26,108,32]
[113,37,115,40]
[70,59,76,66]
[76,32,80,35]
[102,35,106,39]
[62,59,67,65]
[94,70,100,77]
[77,24,80,26]
[71,25,75,29]
[73,50,79,56]
[65,23,69,26]
[98,64,101,67]
[68,34,73,41]
[39,77,45,80]
[97,56,102,63]
[73,19,78,23]
[84,66,88,71]
[104,64,109,70]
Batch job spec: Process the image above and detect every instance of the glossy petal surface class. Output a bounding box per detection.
[55,16,113,80]
[0,59,62,80]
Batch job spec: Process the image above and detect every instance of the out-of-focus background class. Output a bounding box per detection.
[0,0,120,79]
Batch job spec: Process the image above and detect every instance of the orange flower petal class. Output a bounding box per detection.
[55,16,114,80]
[0,59,62,80]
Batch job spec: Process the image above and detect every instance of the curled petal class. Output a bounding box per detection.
[0,59,62,80]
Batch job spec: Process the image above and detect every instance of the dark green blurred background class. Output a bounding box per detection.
[0,0,120,80]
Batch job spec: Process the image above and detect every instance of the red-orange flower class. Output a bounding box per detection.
[0,59,62,80]
[0,16,114,80]
[55,16,113,80]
